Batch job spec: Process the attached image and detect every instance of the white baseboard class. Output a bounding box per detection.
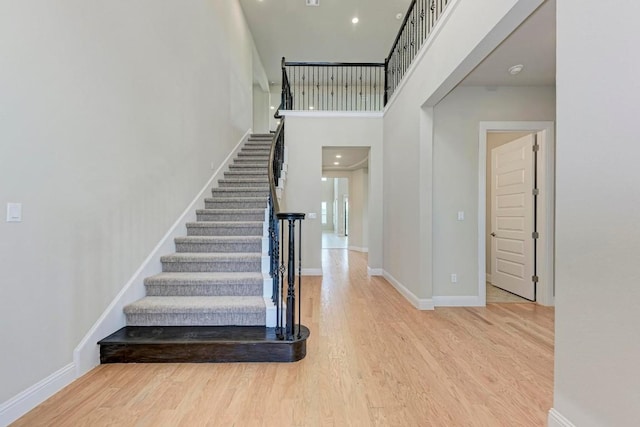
[348,246,368,253]
[548,408,576,427]
[433,295,485,307]
[382,270,434,310]
[72,129,251,377]
[0,363,76,426]
[367,267,383,276]
[301,268,323,276]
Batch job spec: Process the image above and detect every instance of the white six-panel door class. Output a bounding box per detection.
[491,134,535,300]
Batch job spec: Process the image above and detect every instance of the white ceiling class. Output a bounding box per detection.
[322,147,369,171]
[461,0,556,86]
[240,0,556,89]
[239,0,411,84]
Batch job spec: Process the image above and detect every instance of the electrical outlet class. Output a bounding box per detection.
[308,212,317,219]
[450,273,457,283]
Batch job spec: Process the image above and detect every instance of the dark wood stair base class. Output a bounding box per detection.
[98,325,309,364]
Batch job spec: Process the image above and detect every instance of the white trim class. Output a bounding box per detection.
[548,409,576,427]
[348,246,368,253]
[279,110,382,119]
[433,296,484,307]
[383,270,435,310]
[367,267,383,276]
[0,363,76,426]
[478,122,555,307]
[383,0,461,113]
[301,268,323,276]
[72,129,251,377]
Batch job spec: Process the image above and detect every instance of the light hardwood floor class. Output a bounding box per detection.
[14,250,554,426]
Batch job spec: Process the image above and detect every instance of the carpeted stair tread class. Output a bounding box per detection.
[196,208,265,222]
[124,296,265,326]
[186,221,263,237]
[204,197,268,209]
[145,272,264,286]
[175,235,263,244]
[175,235,262,252]
[161,252,262,262]
[125,296,264,312]
[144,272,264,297]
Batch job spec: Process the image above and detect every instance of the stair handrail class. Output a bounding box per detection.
[268,59,305,340]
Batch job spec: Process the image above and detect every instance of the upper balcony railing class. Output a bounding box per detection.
[284,62,385,112]
[385,0,450,101]
[278,0,451,112]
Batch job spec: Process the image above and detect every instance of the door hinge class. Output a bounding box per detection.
[532,232,539,239]
[532,275,539,283]
[533,144,540,152]
[532,188,539,196]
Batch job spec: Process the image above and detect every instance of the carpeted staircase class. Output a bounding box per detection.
[98,134,307,363]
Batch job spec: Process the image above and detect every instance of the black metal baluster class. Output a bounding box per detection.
[297,219,302,339]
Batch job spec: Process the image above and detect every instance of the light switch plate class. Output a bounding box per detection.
[7,203,22,222]
[457,211,464,221]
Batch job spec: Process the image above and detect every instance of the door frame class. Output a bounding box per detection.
[478,121,555,306]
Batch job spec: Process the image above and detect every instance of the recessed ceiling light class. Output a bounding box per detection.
[395,13,403,20]
[352,17,359,24]
[309,106,315,110]
[508,64,524,75]
[336,155,342,158]
[270,106,275,110]
[334,162,340,165]
[321,177,327,181]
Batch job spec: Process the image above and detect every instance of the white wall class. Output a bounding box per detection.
[252,85,270,134]
[0,0,256,408]
[282,113,383,273]
[348,168,369,251]
[382,0,544,305]
[552,1,640,425]
[433,87,555,298]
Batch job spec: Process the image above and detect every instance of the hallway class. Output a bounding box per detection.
[15,250,554,426]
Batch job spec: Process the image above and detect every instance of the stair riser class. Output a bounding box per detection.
[228,168,268,174]
[211,190,269,198]
[101,340,305,363]
[238,151,270,157]
[187,225,263,237]
[205,200,267,209]
[145,284,262,297]
[125,313,265,327]
[176,242,261,252]
[196,212,264,221]
[218,181,269,188]
[240,150,271,156]
[224,171,267,177]
[161,260,261,273]
[233,159,269,164]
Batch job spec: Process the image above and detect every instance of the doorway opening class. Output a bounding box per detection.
[479,122,555,306]
[321,177,349,249]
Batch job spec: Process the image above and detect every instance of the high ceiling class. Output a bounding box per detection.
[239,0,412,84]
[240,0,556,88]
[244,0,556,171]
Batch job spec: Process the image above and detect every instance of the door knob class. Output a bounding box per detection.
[490,232,496,237]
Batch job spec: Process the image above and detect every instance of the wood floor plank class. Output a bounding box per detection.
[12,250,554,426]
